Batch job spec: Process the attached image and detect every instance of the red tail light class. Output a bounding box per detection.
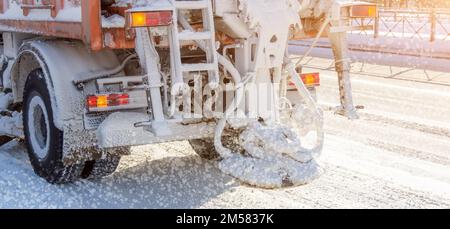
[300,73,320,87]
[107,94,130,106]
[87,94,130,110]
[128,11,173,28]
[289,72,320,88]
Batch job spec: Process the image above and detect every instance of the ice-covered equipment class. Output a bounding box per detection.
[0,0,373,185]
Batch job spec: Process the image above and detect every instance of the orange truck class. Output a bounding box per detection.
[0,0,376,188]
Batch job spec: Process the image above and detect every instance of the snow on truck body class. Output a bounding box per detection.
[0,0,374,187]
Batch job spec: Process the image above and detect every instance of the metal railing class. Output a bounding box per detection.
[299,56,450,86]
[290,8,450,82]
[327,8,450,82]
[351,8,450,42]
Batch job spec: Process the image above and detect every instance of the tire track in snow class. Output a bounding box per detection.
[0,141,235,208]
[361,112,450,138]
[1,124,449,208]
[322,113,450,166]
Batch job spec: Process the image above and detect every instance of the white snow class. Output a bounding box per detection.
[0,93,23,137]
[0,92,13,110]
[0,1,81,22]
[1,63,450,208]
[102,15,126,29]
[0,0,449,208]
[0,111,23,138]
[216,121,322,189]
[4,54,449,206]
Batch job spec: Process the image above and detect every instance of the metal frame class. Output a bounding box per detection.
[0,0,134,50]
[351,8,450,42]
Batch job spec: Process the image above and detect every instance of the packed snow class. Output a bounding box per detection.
[0,92,12,110]
[102,15,126,28]
[1,60,450,208]
[0,0,449,209]
[0,111,22,138]
[0,93,23,137]
[0,0,81,22]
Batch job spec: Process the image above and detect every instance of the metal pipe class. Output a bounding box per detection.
[222,43,243,78]
[73,54,138,86]
[177,14,243,83]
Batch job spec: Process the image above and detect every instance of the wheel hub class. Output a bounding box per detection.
[28,95,50,160]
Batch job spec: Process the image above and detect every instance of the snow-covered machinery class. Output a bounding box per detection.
[0,0,375,187]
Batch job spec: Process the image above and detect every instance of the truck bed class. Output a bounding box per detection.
[0,0,133,50]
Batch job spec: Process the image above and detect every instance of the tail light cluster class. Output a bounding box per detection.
[86,93,148,113]
[87,94,129,109]
[127,11,173,28]
[86,89,148,113]
[289,72,321,88]
[300,73,320,87]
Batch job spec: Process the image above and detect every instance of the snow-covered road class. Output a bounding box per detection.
[1,63,450,209]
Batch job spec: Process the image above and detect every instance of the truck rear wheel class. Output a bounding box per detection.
[23,69,84,184]
[0,136,13,146]
[81,154,122,180]
[189,138,220,160]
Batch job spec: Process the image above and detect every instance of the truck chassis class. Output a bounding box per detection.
[0,0,375,187]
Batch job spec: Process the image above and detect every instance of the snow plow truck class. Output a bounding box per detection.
[0,0,376,188]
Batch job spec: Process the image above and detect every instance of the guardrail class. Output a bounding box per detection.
[291,8,450,82]
[351,8,450,42]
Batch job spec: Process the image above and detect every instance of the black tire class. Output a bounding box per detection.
[81,154,122,180]
[189,138,220,160]
[0,136,13,146]
[23,69,84,184]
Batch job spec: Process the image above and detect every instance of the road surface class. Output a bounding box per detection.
[1,60,450,209]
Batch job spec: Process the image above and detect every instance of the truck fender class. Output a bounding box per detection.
[10,40,121,130]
